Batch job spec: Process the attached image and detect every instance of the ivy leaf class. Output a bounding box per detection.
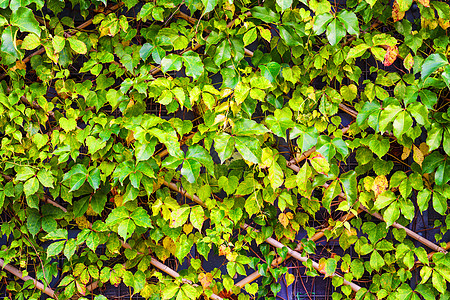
[11,7,41,36]
[234,136,261,164]
[161,54,183,73]
[337,10,359,36]
[105,207,129,226]
[131,207,153,228]
[393,110,413,138]
[201,0,218,14]
[313,13,333,35]
[339,171,357,204]
[118,218,136,241]
[190,206,204,231]
[421,53,449,80]
[379,105,402,132]
[374,190,396,210]
[47,240,66,257]
[37,169,55,188]
[250,6,280,23]
[87,168,101,190]
[68,37,87,54]
[182,51,204,80]
[214,40,231,66]
[370,250,384,271]
[383,201,400,227]
[265,108,295,141]
[323,180,341,211]
[326,18,346,46]
[214,133,235,163]
[22,33,41,50]
[276,0,292,12]
[233,119,268,136]
[1,26,21,59]
[24,177,40,196]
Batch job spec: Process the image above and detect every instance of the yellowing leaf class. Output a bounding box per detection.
[363,177,375,192]
[403,53,414,71]
[309,152,330,175]
[198,273,213,288]
[401,146,411,160]
[392,1,405,22]
[439,18,450,30]
[417,0,429,7]
[163,237,176,255]
[372,175,388,197]
[279,213,290,228]
[412,145,424,166]
[383,45,398,66]
[419,142,429,156]
[286,273,295,286]
[114,194,124,207]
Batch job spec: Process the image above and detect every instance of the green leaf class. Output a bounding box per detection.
[337,10,359,35]
[214,39,231,66]
[1,26,21,59]
[326,18,346,46]
[347,44,371,60]
[356,101,380,126]
[233,119,269,136]
[87,169,101,190]
[340,171,357,204]
[276,0,292,12]
[11,7,41,36]
[15,166,35,182]
[171,206,190,228]
[68,37,87,54]
[379,105,402,132]
[427,123,443,152]
[118,218,136,241]
[190,206,204,231]
[417,189,431,212]
[234,136,261,164]
[265,107,295,141]
[313,13,333,35]
[397,0,412,11]
[374,191,396,210]
[161,54,183,73]
[421,53,449,80]
[175,234,193,262]
[214,133,235,163]
[383,201,400,227]
[370,250,384,271]
[182,51,204,80]
[323,180,341,211]
[432,271,446,294]
[22,33,41,50]
[24,177,39,196]
[393,110,413,138]
[105,206,129,226]
[243,27,257,46]
[250,7,279,23]
[131,207,153,228]
[201,0,218,14]
[47,240,66,257]
[37,169,54,188]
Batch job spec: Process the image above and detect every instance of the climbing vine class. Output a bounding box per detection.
[0,0,449,299]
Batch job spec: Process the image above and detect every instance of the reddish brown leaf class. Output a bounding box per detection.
[383,45,398,66]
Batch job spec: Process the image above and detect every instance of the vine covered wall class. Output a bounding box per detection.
[0,0,449,299]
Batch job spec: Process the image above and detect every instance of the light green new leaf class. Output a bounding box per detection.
[214,40,231,66]
[24,177,40,196]
[265,107,295,141]
[47,240,66,257]
[233,119,268,136]
[337,10,359,35]
[201,0,218,14]
[379,105,402,132]
[37,169,55,188]
[171,206,190,228]
[190,206,204,231]
[131,207,153,228]
[214,133,235,163]
[22,33,41,50]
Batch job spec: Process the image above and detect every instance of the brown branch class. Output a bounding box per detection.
[0,258,57,299]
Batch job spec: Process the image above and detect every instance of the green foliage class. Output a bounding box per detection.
[0,0,450,299]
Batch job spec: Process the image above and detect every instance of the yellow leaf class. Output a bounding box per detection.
[413,145,424,166]
[163,237,176,255]
[199,273,213,288]
[226,251,238,262]
[363,176,374,192]
[114,194,123,207]
[126,130,135,145]
[401,146,411,160]
[183,223,193,235]
[372,175,388,197]
[392,1,405,22]
[286,273,295,286]
[286,212,294,220]
[279,213,290,228]
[419,142,429,156]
